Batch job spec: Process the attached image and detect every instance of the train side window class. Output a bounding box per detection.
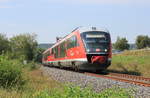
[53,48,55,58]
[60,41,66,58]
[47,51,50,57]
[53,47,58,58]
[54,47,56,58]
[52,48,54,54]
[55,46,59,58]
[43,50,50,60]
[74,36,79,47]
[48,51,50,56]
[67,35,78,49]
[43,53,46,60]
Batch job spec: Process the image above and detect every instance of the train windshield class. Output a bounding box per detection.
[81,31,110,53]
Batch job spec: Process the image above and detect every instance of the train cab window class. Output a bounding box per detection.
[67,35,78,49]
[81,31,110,53]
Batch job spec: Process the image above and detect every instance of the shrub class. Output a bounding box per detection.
[114,37,129,51]
[136,35,150,49]
[28,61,40,70]
[0,55,25,89]
[10,33,38,61]
[0,33,10,54]
[34,48,45,63]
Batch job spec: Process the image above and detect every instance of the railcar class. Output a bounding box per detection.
[42,27,112,71]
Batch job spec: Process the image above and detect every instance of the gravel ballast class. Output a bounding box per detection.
[41,66,150,98]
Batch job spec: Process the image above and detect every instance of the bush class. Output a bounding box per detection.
[114,37,129,51]
[10,33,38,61]
[34,48,45,63]
[136,35,150,49]
[0,55,25,89]
[27,61,40,71]
[0,33,10,54]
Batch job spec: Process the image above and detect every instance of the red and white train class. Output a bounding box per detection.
[42,27,112,71]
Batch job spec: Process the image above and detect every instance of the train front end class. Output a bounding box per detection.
[79,27,112,71]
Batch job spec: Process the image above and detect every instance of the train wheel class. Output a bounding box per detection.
[72,62,78,71]
[58,62,63,68]
[74,66,79,72]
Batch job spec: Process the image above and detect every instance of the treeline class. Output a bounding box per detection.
[0,33,45,62]
[0,33,46,89]
[113,35,150,51]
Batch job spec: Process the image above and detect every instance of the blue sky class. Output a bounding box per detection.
[0,0,150,43]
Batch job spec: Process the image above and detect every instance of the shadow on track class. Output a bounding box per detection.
[43,64,141,76]
[106,69,141,76]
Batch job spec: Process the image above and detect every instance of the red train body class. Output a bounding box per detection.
[42,27,112,71]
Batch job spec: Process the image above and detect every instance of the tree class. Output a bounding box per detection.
[10,33,38,61]
[136,35,150,49]
[114,37,130,51]
[34,48,45,63]
[0,33,10,54]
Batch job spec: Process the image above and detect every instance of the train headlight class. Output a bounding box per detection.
[105,49,107,52]
[108,58,112,61]
[87,49,90,52]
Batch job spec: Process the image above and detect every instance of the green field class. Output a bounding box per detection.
[108,49,150,77]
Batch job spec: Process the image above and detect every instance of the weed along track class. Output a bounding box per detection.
[85,72,150,87]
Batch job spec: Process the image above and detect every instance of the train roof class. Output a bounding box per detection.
[43,27,109,52]
[43,48,50,54]
[76,26,109,34]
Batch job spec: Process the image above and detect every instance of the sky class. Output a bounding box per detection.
[0,0,150,43]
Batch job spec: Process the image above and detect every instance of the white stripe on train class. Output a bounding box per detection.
[43,58,87,64]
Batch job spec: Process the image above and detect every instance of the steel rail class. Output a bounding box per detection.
[85,72,150,87]
[108,73,150,82]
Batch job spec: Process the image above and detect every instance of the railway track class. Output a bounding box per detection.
[45,65,150,87]
[42,66,150,97]
[85,72,150,87]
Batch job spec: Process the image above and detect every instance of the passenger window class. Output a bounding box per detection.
[60,42,66,58]
[67,35,78,49]
[55,46,59,58]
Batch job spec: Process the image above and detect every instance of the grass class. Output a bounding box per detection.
[0,53,137,98]
[0,55,26,89]
[31,85,133,98]
[108,49,150,77]
[0,67,133,98]
[0,68,62,98]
